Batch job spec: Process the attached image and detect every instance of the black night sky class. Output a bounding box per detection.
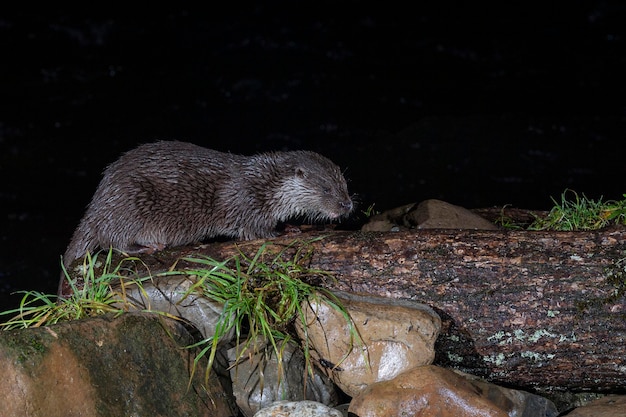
[1,4,625,311]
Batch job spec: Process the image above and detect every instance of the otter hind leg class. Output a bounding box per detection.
[123,242,167,255]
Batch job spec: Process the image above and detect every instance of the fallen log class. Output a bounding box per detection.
[61,225,626,392]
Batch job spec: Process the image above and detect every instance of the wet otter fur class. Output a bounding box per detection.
[62,141,353,269]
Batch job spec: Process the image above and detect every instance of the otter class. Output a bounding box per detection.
[62,141,353,270]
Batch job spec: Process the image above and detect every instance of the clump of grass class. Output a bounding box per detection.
[0,249,146,330]
[361,203,380,218]
[493,204,526,230]
[529,190,626,231]
[179,239,361,382]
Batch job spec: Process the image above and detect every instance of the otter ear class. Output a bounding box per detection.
[295,166,307,178]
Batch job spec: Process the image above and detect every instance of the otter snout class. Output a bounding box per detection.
[340,199,354,214]
[327,198,353,219]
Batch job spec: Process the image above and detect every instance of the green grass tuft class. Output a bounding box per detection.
[528,190,626,231]
[361,203,380,218]
[493,204,526,230]
[0,249,145,330]
[179,239,362,383]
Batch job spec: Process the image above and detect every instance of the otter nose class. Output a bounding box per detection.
[340,200,353,212]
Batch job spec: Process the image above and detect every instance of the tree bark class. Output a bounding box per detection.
[63,225,626,392]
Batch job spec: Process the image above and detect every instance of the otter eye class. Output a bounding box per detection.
[323,186,331,194]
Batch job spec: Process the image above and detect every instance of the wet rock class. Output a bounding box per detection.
[295,291,441,397]
[116,274,235,343]
[413,199,500,229]
[227,337,340,417]
[461,370,559,417]
[564,395,626,416]
[362,199,498,231]
[0,313,235,417]
[361,202,417,232]
[350,365,557,417]
[253,400,343,417]
[334,403,350,416]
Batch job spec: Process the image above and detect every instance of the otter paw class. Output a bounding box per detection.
[282,224,303,235]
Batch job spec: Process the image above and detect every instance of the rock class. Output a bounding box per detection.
[115,274,235,343]
[543,392,606,414]
[361,203,417,232]
[564,395,626,416]
[334,403,350,416]
[295,291,441,397]
[227,337,340,417]
[412,199,500,229]
[253,400,343,417]
[460,370,559,417]
[349,365,557,417]
[0,313,235,417]
[362,199,498,231]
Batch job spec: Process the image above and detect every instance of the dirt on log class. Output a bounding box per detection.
[61,226,626,393]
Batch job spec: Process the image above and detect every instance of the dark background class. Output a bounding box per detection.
[1,4,625,312]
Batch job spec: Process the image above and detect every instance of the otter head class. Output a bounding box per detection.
[273,151,353,222]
